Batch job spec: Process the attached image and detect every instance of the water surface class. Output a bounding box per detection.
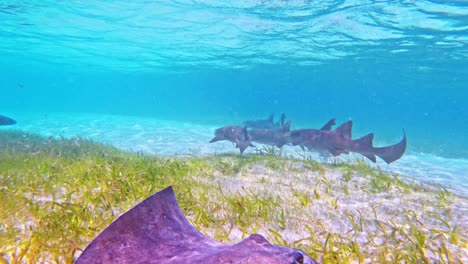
[1,0,467,189]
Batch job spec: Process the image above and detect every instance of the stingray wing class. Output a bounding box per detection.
[76,186,221,264]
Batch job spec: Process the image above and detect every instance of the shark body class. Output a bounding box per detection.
[290,121,406,164]
[248,120,291,148]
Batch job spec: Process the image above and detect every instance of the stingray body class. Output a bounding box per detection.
[244,113,286,129]
[77,186,317,264]
[209,125,254,153]
[248,120,291,148]
[291,121,406,164]
[0,115,16,125]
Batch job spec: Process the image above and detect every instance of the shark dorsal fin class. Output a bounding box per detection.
[283,120,291,132]
[334,120,352,138]
[320,118,336,131]
[355,133,374,148]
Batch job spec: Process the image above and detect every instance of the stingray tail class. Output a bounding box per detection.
[373,130,407,164]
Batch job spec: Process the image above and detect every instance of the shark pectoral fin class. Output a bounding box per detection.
[249,143,256,147]
[320,118,336,131]
[334,120,352,138]
[238,145,247,154]
[209,136,223,143]
[237,140,253,154]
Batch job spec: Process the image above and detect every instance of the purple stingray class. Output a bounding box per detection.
[209,125,254,153]
[291,120,407,164]
[76,186,318,264]
[0,115,16,125]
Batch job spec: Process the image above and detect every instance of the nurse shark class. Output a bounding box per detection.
[290,120,406,164]
[76,186,318,264]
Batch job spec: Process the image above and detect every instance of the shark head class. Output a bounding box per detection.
[209,126,254,154]
[209,126,229,143]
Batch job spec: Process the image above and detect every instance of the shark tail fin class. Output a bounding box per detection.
[334,120,352,138]
[283,120,291,132]
[373,129,407,164]
[320,118,336,131]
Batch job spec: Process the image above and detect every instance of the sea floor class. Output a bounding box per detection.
[2,111,467,194]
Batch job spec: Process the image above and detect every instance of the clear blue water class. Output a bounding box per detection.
[1,1,467,189]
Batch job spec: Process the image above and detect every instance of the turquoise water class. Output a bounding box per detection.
[1,1,467,190]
